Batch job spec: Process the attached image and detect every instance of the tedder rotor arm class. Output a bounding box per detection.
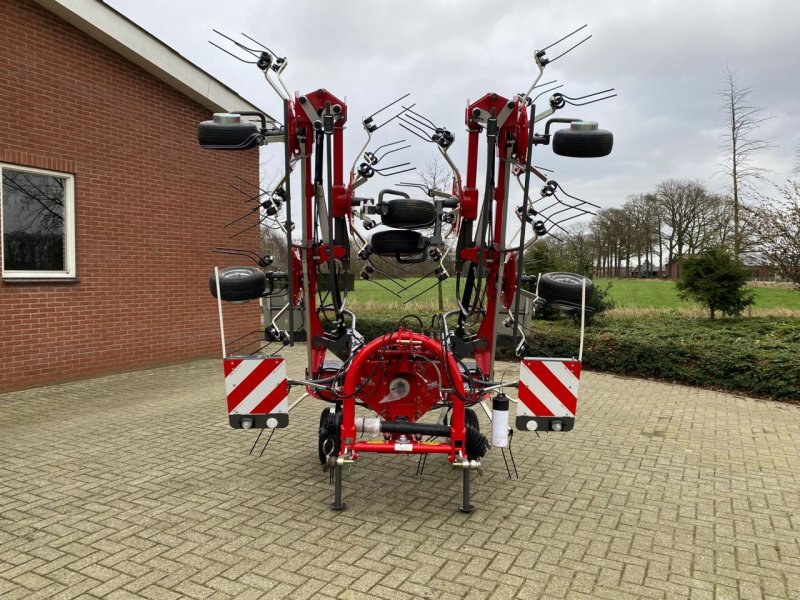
[201,25,615,513]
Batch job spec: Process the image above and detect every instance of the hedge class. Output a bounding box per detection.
[353,312,800,401]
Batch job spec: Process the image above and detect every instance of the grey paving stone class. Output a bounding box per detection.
[1,345,799,598]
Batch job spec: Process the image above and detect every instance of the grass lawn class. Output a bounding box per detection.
[595,278,800,313]
[346,276,800,315]
[348,278,459,311]
[343,277,799,400]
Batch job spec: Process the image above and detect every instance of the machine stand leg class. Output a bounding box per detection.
[331,464,347,511]
[459,468,475,513]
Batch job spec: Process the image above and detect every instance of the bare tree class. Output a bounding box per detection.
[719,66,773,258]
[627,194,661,276]
[793,145,800,175]
[417,157,453,194]
[747,180,800,289]
[2,170,66,270]
[656,179,722,266]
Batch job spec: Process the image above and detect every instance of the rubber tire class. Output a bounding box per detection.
[318,407,340,465]
[209,266,267,302]
[381,199,437,229]
[537,272,594,304]
[464,407,479,430]
[451,408,488,460]
[370,230,428,256]
[552,128,613,158]
[198,121,260,150]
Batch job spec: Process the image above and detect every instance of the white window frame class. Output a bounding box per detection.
[1,163,76,279]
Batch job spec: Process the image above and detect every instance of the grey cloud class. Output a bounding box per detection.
[110,0,800,211]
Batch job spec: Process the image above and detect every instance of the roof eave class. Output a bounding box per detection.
[32,0,270,117]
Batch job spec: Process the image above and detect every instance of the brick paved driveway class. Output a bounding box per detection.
[1,345,799,599]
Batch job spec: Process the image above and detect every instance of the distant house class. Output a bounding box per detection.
[665,258,681,280]
[1,0,263,390]
[665,254,776,281]
[741,256,776,281]
[630,260,664,278]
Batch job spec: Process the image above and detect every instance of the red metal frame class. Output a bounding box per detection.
[282,87,530,464]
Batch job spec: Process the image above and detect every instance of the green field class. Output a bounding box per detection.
[346,277,800,314]
[595,278,800,312]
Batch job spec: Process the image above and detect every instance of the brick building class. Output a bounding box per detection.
[1,0,263,391]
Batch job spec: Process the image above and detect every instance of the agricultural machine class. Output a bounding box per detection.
[200,26,613,511]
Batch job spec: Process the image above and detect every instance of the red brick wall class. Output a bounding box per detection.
[0,0,262,391]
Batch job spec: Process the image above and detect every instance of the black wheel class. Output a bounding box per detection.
[451,408,488,460]
[537,272,594,304]
[370,230,429,256]
[552,123,613,158]
[209,266,266,302]
[198,120,261,150]
[381,199,437,229]
[464,407,479,430]
[318,407,340,464]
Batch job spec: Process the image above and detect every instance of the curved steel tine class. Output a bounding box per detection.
[562,88,615,101]
[376,144,411,162]
[401,111,437,131]
[209,41,257,64]
[367,277,402,297]
[548,35,592,63]
[240,33,278,56]
[224,205,261,228]
[399,121,434,143]
[235,175,271,197]
[403,279,441,305]
[532,83,564,103]
[552,183,601,209]
[366,262,405,287]
[531,79,558,90]
[212,30,261,57]
[230,184,265,203]
[368,93,411,120]
[373,139,407,154]
[229,212,273,239]
[539,24,588,53]
[565,93,617,107]
[401,106,438,129]
[374,104,416,132]
[213,247,263,263]
[398,267,440,293]
[376,165,416,177]
[552,200,596,219]
[374,162,411,174]
[397,182,429,194]
[535,212,569,237]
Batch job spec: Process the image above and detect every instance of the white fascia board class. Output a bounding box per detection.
[32,0,272,119]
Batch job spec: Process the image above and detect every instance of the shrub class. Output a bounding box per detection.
[676,248,754,319]
[356,311,799,401]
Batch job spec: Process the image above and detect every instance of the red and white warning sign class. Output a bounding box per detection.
[517,358,581,418]
[223,357,289,416]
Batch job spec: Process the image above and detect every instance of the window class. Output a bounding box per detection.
[1,164,75,279]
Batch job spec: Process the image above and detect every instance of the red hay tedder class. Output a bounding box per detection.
[200,26,614,511]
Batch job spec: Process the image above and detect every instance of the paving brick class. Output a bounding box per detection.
[1,347,800,599]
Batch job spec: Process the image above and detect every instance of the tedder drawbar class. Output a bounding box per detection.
[200,26,614,511]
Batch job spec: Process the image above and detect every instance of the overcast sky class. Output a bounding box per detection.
[109,0,800,213]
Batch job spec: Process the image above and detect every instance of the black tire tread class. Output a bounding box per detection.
[381,199,437,229]
[370,230,428,256]
[537,271,594,304]
[209,266,266,301]
[198,121,260,150]
[552,128,613,158]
